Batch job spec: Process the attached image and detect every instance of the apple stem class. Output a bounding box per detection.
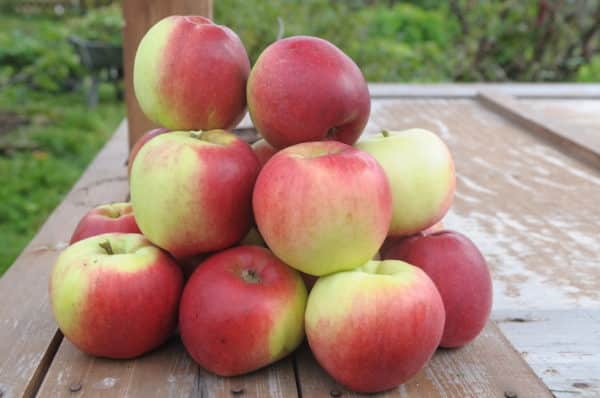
[381,129,391,137]
[99,240,114,255]
[241,269,261,284]
[189,131,204,140]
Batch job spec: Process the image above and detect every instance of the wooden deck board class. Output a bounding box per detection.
[0,122,129,398]
[295,322,552,397]
[2,86,599,397]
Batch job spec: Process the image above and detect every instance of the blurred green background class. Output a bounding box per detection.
[0,0,598,274]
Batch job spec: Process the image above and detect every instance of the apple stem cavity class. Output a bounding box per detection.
[99,240,114,255]
[240,269,261,284]
[381,129,391,137]
[189,131,205,140]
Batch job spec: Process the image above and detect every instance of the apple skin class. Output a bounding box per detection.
[130,130,260,258]
[179,245,307,376]
[49,233,183,358]
[305,260,445,393]
[247,36,370,149]
[70,202,141,244]
[128,127,170,177]
[253,141,392,276]
[134,16,250,131]
[379,220,445,258]
[355,129,455,237]
[383,230,493,348]
[251,138,277,168]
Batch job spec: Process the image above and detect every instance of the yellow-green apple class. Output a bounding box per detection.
[251,138,277,168]
[70,202,141,244]
[383,230,492,348]
[179,245,307,376]
[130,130,260,258]
[356,129,455,237]
[49,233,183,358]
[247,36,370,148]
[128,127,170,177]
[134,16,250,130]
[253,141,392,276]
[305,260,445,393]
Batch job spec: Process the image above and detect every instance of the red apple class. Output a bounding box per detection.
[128,127,169,177]
[134,16,250,130]
[70,202,141,244]
[179,246,307,376]
[305,260,445,393]
[253,141,392,276]
[251,138,277,168]
[130,130,260,258]
[383,230,493,348]
[50,233,183,358]
[247,36,370,148]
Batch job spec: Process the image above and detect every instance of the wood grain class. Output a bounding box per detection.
[123,0,213,148]
[295,322,552,397]
[0,122,129,398]
[368,83,600,99]
[495,309,600,398]
[477,90,600,168]
[36,338,298,398]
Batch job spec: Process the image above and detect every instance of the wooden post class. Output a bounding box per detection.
[122,0,213,149]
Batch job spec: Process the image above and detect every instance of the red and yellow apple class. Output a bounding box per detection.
[130,130,260,258]
[70,202,141,244]
[305,260,445,393]
[253,141,392,276]
[247,36,370,148]
[356,129,455,237]
[179,245,307,376]
[128,127,169,177]
[134,16,250,130]
[383,230,492,348]
[49,233,183,358]
[251,138,277,168]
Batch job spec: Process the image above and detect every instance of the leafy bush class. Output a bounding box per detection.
[68,4,123,45]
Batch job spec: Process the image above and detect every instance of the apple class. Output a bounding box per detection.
[134,16,250,131]
[49,233,183,358]
[179,245,307,376]
[379,220,445,258]
[247,36,370,148]
[130,129,260,258]
[251,138,277,168]
[128,127,169,177]
[70,202,141,244]
[355,129,455,237]
[253,141,392,276]
[305,260,445,393]
[383,230,492,348]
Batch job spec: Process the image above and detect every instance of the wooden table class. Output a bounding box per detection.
[1,84,598,398]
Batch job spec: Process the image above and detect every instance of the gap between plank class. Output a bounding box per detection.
[476,90,600,169]
[26,331,63,398]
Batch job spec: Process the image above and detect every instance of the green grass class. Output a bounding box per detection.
[0,85,124,275]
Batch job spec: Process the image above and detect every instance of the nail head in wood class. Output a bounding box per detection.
[231,386,244,395]
[69,383,82,393]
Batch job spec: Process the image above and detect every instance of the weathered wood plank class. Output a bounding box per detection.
[295,321,552,397]
[0,122,129,398]
[368,83,600,99]
[363,98,600,395]
[477,90,600,168]
[36,338,298,398]
[123,0,213,148]
[495,309,600,398]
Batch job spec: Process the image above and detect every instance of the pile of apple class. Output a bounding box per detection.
[49,16,492,393]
